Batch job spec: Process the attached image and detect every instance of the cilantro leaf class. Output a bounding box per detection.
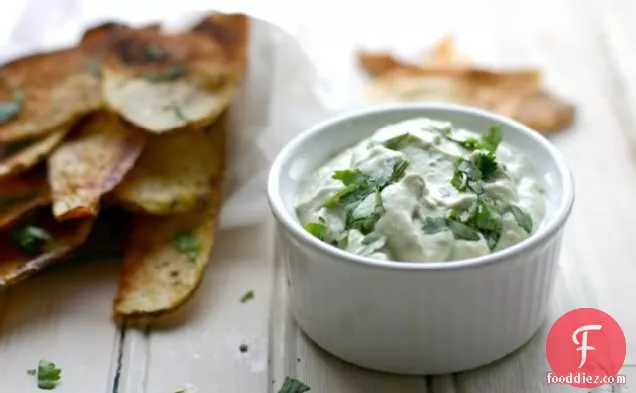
[240,290,254,303]
[382,133,415,150]
[0,88,24,124]
[387,158,409,184]
[484,230,501,250]
[37,360,61,390]
[510,204,533,233]
[143,64,188,82]
[422,216,449,234]
[475,198,503,233]
[277,377,311,393]
[332,169,369,186]
[473,151,498,181]
[239,344,248,353]
[27,369,36,376]
[482,125,502,153]
[12,225,52,256]
[324,183,367,208]
[346,187,384,235]
[304,222,328,240]
[447,219,481,241]
[173,231,200,262]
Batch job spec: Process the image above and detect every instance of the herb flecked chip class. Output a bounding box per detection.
[12,225,52,256]
[37,360,61,390]
[304,222,328,240]
[447,219,481,241]
[143,64,188,82]
[0,88,24,124]
[173,230,200,261]
[422,216,449,234]
[277,377,311,393]
[510,204,533,233]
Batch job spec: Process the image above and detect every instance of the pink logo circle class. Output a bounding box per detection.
[546,308,626,388]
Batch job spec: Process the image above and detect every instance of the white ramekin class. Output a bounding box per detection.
[267,103,574,375]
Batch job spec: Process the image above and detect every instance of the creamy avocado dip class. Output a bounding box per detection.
[295,118,546,262]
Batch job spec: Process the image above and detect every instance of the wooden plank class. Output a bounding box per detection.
[0,257,120,392]
[583,0,636,366]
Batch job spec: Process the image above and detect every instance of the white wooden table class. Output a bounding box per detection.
[1,0,636,392]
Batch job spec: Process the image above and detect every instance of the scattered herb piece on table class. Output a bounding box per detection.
[239,344,248,353]
[240,290,255,303]
[35,359,62,390]
[12,225,52,256]
[277,377,311,393]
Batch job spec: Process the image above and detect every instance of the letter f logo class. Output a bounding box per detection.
[572,324,602,368]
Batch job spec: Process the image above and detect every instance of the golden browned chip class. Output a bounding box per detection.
[0,127,69,178]
[48,112,146,220]
[114,124,225,318]
[0,208,93,286]
[191,13,250,76]
[81,14,248,132]
[358,37,575,132]
[0,170,50,228]
[0,48,102,143]
[111,118,225,214]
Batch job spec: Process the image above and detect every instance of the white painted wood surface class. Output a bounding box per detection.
[1,0,635,392]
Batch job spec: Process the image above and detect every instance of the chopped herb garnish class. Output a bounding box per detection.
[387,158,409,183]
[173,231,200,262]
[481,125,502,153]
[145,44,165,60]
[442,124,502,153]
[12,225,52,256]
[83,57,102,77]
[0,191,38,208]
[0,88,24,124]
[174,390,186,393]
[509,204,533,233]
[447,219,481,241]
[277,377,311,393]
[173,106,187,122]
[473,151,498,181]
[240,290,254,303]
[346,186,384,235]
[27,369,36,376]
[36,360,61,390]
[422,216,448,234]
[239,344,248,353]
[382,133,415,150]
[331,169,369,186]
[452,159,481,193]
[304,222,328,240]
[2,139,33,157]
[143,64,188,82]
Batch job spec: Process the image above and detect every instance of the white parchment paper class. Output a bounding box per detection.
[0,8,337,230]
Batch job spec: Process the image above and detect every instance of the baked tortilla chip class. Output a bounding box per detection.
[0,170,50,228]
[358,37,575,132]
[0,207,93,286]
[112,118,225,214]
[48,112,146,220]
[0,48,102,143]
[82,14,248,132]
[0,127,69,178]
[114,123,225,318]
